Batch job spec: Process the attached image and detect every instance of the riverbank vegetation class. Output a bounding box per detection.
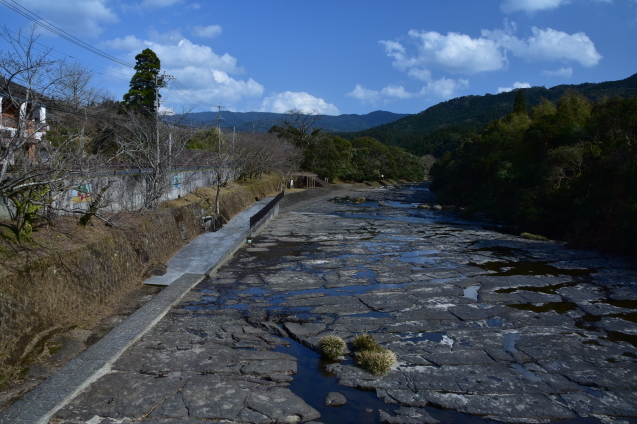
[430,91,637,254]
[0,175,281,392]
[270,110,425,182]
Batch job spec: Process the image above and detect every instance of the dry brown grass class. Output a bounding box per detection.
[0,174,282,389]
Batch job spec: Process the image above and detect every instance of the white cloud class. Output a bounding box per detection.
[382,31,506,75]
[500,0,611,13]
[172,69,264,104]
[347,85,382,103]
[104,31,243,74]
[543,67,573,77]
[191,25,222,38]
[141,0,183,9]
[100,35,146,51]
[159,105,175,115]
[22,0,117,38]
[347,78,468,105]
[501,0,569,13]
[153,38,242,74]
[104,31,263,107]
[407,68,432,81]
[381,24,601,87]
[427,78,470,98]
[484,26,602,67]
[260,92,339,115]
[497,82,531,93]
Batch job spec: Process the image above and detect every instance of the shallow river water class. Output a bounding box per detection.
[55,183,637,424]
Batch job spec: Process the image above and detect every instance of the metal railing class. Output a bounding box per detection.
[250,191,284,228]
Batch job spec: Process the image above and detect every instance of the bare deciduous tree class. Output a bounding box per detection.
[115,111,202,211]
[0,26,111,239]
[234,132,302,183]
[268,108,326,151]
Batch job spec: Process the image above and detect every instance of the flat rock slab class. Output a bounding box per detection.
[40,184,637,424]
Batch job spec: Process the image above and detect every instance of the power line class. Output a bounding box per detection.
[0,0,134,68]
[0,1,231,118]
[0,26,132,85]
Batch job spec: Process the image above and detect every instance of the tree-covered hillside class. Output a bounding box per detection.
[430,91,637,254]
[343,73,637,156]
[175,110,409,133]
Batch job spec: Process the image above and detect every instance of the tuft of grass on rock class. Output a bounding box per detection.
[319,335,346,359]
[520,232,549,241]
[356,349,396,376]
[352,334,380,351]
[353,197,366,204]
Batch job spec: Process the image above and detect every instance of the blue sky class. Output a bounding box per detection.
[2,0,636,115]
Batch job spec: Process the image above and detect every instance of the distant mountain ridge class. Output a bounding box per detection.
[343,72,637,156]
[175,110,410,133]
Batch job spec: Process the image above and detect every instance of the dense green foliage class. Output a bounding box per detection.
[303,135,425,181]
[120,49,162,115]
[270,112,425,182]
[430,92,637,254]
[343,73,637,157]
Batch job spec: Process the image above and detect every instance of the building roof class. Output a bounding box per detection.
[0,76,50,106]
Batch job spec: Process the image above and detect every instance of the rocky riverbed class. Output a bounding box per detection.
[54,183,637,424]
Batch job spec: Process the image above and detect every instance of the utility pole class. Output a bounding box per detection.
[155,72,175,168]
[215,105,224,153]
[214,105,224,216]
[232,126,235,155]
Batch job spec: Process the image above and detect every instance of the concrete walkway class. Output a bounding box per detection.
[0,196,281,424]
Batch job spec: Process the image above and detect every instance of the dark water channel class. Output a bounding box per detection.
[184,182,637,424]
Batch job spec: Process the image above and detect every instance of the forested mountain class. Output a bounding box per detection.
[343,73,637,156]
[174,110,409,133]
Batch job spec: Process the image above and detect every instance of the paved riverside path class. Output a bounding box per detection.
[6,183,637,424]
[0,193,296,424]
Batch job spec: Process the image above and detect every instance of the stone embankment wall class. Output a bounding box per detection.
[0,175,281,384]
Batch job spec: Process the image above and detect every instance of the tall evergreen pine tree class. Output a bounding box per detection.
[513,89,527,115]
[120,48,162,115]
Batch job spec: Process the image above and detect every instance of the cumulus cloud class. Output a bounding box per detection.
[260,92,339,115]
[543,67,573,77]
[104,31,243,74]
[381,25,601,82]
[427,77,470,98]
[347,85,383,103]
[483,26,602,67]
[381,30,506,75]
[497,82,531,93]
[21,0,117,38]
[103,31,263,107]
[347,78,468,105]
[191,25,222,38]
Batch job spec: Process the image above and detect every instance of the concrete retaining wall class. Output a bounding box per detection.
[0,167,235,221]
